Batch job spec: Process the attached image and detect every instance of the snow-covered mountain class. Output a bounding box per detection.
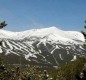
[0,27,85,66]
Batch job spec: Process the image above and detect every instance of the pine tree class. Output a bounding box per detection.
[0,21,7,29]
[81,20,86,39]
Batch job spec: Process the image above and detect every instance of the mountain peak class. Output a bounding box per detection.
[0,27,85,66]
[0,27,85,44]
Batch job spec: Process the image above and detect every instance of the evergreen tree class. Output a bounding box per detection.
[81,20,86,39]
[0,21,7,29]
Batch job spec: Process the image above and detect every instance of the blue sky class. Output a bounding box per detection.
[0,0,86,31]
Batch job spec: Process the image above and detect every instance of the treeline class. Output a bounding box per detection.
[0,56,86,80]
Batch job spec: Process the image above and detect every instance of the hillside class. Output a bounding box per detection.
[0,27,85,66]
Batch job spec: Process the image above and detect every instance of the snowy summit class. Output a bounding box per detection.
[0,27,85,66]
[0,27,84,45]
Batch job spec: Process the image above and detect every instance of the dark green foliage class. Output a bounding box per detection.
[81,31,86,39]
[2,56,86,80]
[0,57,3,65]
[50,57,86,80]
[81,20,86,39]
[0,21,7,29]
